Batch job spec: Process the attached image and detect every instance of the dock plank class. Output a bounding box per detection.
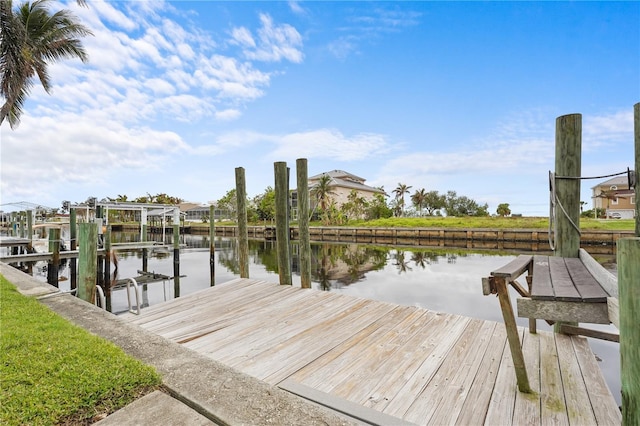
[571,337,622,424]
[555,333,598,424]
[549,257,581,301]
[200,293,356,363]
[301,306,422,393]
[539,331,569,425]
[512,331,541,425]
[532,255,555,300]
[404,319,491,424]
[454,324,507,425]
[382,315,471,418]
[426,320,497,424]
[240,300,398,384]
[483,327,522,425]
[564,257,609,302]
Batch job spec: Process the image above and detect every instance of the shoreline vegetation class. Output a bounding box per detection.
[186,216,635,231]
[0,276,162,425]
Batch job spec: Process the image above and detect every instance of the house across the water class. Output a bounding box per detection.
[591,175,636,219]
[292,170,385,219]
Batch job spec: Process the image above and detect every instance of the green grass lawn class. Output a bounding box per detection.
[0,276,161,425]
[192,216,635,231]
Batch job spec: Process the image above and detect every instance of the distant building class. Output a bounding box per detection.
[591,176,635,219]
[290,170,385,219]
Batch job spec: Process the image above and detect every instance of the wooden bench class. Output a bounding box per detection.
[482,250,618,393]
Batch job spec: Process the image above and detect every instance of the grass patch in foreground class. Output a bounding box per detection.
[0,275,162,425]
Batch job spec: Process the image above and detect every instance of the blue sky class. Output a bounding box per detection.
[1,0,638,215]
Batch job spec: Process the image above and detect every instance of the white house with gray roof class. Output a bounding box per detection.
[305,170,386,212]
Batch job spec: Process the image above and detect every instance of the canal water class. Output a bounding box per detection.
[19,233,623,406]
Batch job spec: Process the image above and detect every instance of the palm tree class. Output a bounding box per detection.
[1,0,92,128]
[392,183,412,217]
[311,174,336,217]
[411,188,427,216]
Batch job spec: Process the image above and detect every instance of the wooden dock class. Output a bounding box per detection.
[120,278,621,425]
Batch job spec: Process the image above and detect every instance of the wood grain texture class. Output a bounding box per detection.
[121,278,619,426]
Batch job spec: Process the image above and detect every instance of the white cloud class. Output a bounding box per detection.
[583,109,633,150]
[1,114,188,200]
[215,109,242,121]
[232,14,304,63]
[288,1,306,15]
[271,129,392,161]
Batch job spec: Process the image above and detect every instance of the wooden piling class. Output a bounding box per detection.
[634,103,639,237]
[26,210,33,251]
[554,113,582,258]
[296,158,312,289]
[103,225,112,311]
[70,208,77,291]
[19,211,25,239]
[47,228,60,287]
[236,167,249,278]
[96,208,104,291]
[209,205,215,286]
[9,212,16,237]
[173,209,180,298]
[141,209,148,272]
[77,223,97,303]
[275,161,292,285]
[618,237,640,424]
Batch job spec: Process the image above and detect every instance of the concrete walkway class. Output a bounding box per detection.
[0,264,356,426]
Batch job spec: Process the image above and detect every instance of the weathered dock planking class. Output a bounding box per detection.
[121,278,621,425]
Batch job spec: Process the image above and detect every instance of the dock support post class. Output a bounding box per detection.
[634,102,639,237]
[10,212,16,237]
[19,211,25,240]
[78,223,97,303]
[554,114,581,334]
[141,209,148,272]
[209,205,215,286]
[495,277,531,393]
[26,210,33,251]
[296,158,312,289]
[47,228,61,287]
[96,206,104,292]
[554,113,582,258]
[618,238,640,425]
[236,167,249,278]
[103,225,112,311]
[275,161,292,285]
[173,208,181,298]
[70,208,77,291]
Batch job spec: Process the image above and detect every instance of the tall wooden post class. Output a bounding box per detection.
[47,228,61,287]
[296,158,312,288]
[634,103,639,237]
[141,209,148,272]
[9,212,16,237]
[236,167,249,278]
[618,237,640,424]
[95,207,104,291]
[275,161,292,285]
[103,225,112,311]
[70,208,77,291]
[19,211,25,239]
[173,208,181,298]
[78,223,97,303]
[209,205,215,286]
[554,113,582,258]
[26,210,33,248]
